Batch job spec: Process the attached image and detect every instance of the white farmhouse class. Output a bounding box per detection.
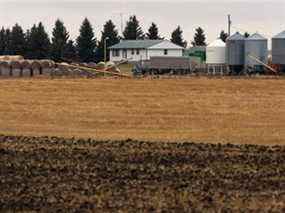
[109,40,184,62]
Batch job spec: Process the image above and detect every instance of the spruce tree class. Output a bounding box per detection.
[146,23,161,40]
[0,27,6,55]
[219,30,228,42]
[76,18,96,62]
[96,20,120,62]
[123,15,144,40]
[10,23,26,56]
[26,23,50,59]
[51,19,69,62]
[171,26,187,48]
[3,29,13,55]
[63,40,78,62]
[192,27,206,46]
[244,32,250,38]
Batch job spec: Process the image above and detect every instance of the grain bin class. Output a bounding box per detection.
[226,32,245,73]
[206,39,227,75]
[272,30,285,72]
[245,33,268,73]
[206,39,226,64]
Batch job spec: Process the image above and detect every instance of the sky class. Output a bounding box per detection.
[0,0,285,46]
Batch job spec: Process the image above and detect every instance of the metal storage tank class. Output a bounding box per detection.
[206,39,226,64]
[245,33,268,72]
[272,30,285,72]
[226,32,245,73]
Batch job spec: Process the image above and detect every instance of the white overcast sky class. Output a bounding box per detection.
[0,0,284,46]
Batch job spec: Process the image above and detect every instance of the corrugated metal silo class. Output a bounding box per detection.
[272,31,285,72]
[226,32,245,73]
[245,33,268,72]
[206,39,226,64]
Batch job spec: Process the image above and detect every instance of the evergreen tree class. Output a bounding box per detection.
[63,40,78,62]
[25,23,50,59]
[51,19,69,62]
[10,23,26,56]
[146,23,161,40]
[76,18,96,62]
[219,30,228,42]
[192,27,206,46]
[0,27,6,55]
[123,15,144,40]
[171,26,187,48]
[3,29,13,55]
[244,32,250,38]
[96,20,120,62]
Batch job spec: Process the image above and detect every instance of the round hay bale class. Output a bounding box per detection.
[21,60,32,77]
[96,62,106,70]
[39,60,55,76]
[0,61,11,76]
[88,62,97,68]
[31,60,42,76]
[10,60,22,77]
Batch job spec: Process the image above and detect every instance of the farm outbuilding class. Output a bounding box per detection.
[245,33,268,72]
[226,32,245,73]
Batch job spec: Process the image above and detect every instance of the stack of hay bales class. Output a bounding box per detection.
[0,55,24,61]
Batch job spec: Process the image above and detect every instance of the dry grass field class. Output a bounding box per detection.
[0,77,284,145]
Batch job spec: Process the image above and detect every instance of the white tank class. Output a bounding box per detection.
[206,39,226,64]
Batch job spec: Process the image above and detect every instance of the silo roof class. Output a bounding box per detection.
[208,39,225,47]
[247,33,267,40]
[273,30,285,39]
[227,32,245,41]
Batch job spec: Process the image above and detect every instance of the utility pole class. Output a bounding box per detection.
[228,14,232,37]
[104,37,109,63]
[120,13,124,36]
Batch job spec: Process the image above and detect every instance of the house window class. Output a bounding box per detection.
[164,49,168,55]
[136,49,140,55]
[123,50,127,58]
[112,50,120,57]
[131,49,135,55]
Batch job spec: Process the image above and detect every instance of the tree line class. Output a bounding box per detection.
[0,15,233,63]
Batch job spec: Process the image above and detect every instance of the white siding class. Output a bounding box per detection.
[147,49,183,59]
[110,49,148,62]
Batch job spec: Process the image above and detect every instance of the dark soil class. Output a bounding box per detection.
[1,135,285,212]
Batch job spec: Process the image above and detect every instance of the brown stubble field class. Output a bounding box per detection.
[0,77,284,145]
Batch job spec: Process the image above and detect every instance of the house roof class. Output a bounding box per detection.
[109,40,164,49]
[273,30,285,39]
